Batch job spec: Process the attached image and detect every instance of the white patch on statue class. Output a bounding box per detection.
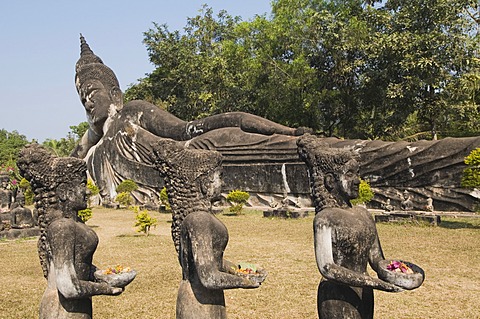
[186,122,204,137]
[281,163,291,194]
[102,103,117,133]
[407,157,415,177]
[315,225,334,271]
[56,263,80,298]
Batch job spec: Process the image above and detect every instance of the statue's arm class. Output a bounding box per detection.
[186,218,258,289]
[314,221,401,292]
[48,220,122,298]
[70,129,100,158]
[368,229,387,273]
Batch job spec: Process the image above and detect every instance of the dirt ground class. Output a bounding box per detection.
[1,207,479,319]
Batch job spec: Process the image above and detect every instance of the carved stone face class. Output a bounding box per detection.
[336,159,360,202]
[56,180,88,217]
[79,79,120,136]
[201,167,223,202]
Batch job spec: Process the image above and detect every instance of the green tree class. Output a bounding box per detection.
[128,5,242,120]
[128,1,478,140]
[116,179,139,193]
[461,148,480,188]
[159,186,171,211]
[350,179,374,206]
[78,208,93,223]
[115,179,139,208]
[134,209,158,236]
[226,190,250,215]
[18,178,33,206]
[375,0,479,140]
[43,122,88,157]
[0,129,29,164]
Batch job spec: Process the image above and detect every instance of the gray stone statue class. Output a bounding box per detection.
[401,190,414,211]
[17,144,123,319]
[151,139,263,319]
[71,35,480,212]
[9,191,35,228]
[297,135,422,319]
[71,35,307,205]
[0,173,13,213]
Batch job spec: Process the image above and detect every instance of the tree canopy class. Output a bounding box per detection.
[0,129,30,164]
[126,0,479,140]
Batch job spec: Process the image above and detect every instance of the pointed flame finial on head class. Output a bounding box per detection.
[76,33,104,72]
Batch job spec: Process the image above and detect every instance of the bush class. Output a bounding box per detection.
[86,179,99,205]
[115,192,133,208]
[18,178,33,206]
[160,187,171,210]
[350,179,374,206]
[115,179,138,208]
[134,209,158,236]
[116,179,138,193]
[78,208,93,222]
[226,190,250,215]
[461,148,480,189]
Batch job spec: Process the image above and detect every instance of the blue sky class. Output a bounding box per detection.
[0,1,272,142]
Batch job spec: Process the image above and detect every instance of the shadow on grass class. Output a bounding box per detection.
[222,212,241,217]
[116,234,157,237]
[439,219,480,229]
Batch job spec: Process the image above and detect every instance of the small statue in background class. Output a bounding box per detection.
[383,198,394,212]
[9,191,35,228]
[401,190,414,211]
[17,144,123,319]
[0,173,13,213]
[152,139,263,319]
[425,197,434,212]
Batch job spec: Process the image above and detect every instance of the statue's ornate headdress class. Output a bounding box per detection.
[153,139,222,182]
[17,143,87,278]
[17,143,87,191]
[297,135,357,176]
[152,138,223,254]
[75,34,122,105]
[297,134,358,210]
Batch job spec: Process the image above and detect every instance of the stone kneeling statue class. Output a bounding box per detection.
[17,144,123,319]
[297,135,414,319]
[151,139,264,319]
[9,191,35,229]
[0,173,13,213]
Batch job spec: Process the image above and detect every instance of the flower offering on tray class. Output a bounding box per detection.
[232,262,267,284]
[386,260,414,274]
[377,259,424,290]
[94,264,137,288]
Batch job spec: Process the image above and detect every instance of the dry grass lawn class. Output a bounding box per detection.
[1,207,479,319]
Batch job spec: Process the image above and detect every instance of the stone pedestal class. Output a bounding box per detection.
[374,211,441,226]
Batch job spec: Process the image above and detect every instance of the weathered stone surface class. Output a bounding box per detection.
[71,36,480,212]
[320,136,480,211]
[263,208,310,219]
[0,227,40,239]
[374,211,441,226]
[151,139,263,319]
[0,173,13,213]
[297,134,423,319]
[17,143,123,319]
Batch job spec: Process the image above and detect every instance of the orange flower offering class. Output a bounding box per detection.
[233,262,260,275]
[104,265,132,275]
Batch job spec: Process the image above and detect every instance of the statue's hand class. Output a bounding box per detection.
[381,281,404,293]
[241,277,260,289]
[109,286,124,296]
